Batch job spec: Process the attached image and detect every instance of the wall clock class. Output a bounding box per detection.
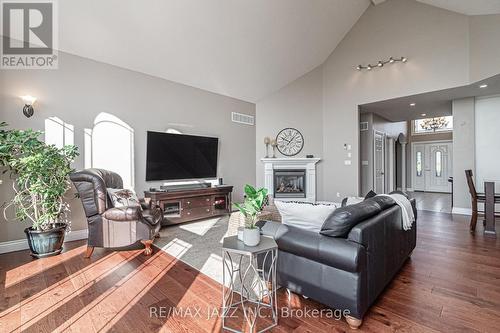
[276,128,304,156]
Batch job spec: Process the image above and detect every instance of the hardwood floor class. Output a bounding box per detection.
[409,192,452,213]
[1,211,499,332]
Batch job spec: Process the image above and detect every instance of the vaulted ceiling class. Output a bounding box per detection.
[29,0,500,102]
[58,0,371,102]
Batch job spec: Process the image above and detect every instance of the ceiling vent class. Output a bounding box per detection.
[360,122,369,131]
[232,112,254,126]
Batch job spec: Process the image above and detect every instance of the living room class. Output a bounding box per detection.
[1,0,500,332]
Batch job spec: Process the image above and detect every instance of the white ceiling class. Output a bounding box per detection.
[416,0,500,15]
[360,74,500,121]
[57,0,370,102]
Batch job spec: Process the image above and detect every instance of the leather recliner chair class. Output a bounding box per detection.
[70,168,162,257]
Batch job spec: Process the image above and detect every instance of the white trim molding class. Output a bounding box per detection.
[0,229,88,254]
[261,157,321,203]
[452,207,472,216]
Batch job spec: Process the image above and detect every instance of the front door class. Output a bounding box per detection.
[413,141,452,193]
[374,131,385,193]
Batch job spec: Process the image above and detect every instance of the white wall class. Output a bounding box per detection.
[452,98,475,211]
[475,95,500,193]
[255,66,324,199]
[322,0,470,199]
[256,0,500,200]
[0,51,256,243]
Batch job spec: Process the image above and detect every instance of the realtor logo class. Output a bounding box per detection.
[1,0,58,69]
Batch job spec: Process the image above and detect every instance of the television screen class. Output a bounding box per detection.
[146,131,218,181]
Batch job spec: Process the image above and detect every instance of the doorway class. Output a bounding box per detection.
[412,141,452,193]
[373,130,386,193]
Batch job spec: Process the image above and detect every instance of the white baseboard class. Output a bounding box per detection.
[452,207,472,216]
[0,229,88,255]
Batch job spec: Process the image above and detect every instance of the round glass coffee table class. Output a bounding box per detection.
[221,235,278,333]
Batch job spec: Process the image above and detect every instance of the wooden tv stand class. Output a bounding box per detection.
[144,186,233,226]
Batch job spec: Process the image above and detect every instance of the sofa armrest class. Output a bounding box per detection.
[102,206,141,221]
[258,221,365,273]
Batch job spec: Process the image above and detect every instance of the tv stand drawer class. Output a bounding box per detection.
[182,196,212,208]
[183,206,213,219]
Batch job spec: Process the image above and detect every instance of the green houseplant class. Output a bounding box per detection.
[233,185,268,246]
[0,122,79,258]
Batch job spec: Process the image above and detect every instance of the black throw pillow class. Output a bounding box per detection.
[365,190,377,199]
[321,198,382,238]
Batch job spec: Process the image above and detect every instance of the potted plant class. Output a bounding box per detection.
[0,122,79,258]
[233,185,268,246]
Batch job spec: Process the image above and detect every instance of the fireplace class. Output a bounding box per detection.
[273,169,306,198]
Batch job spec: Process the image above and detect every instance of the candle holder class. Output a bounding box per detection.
[264,137,271,158]
[270,139,277,158]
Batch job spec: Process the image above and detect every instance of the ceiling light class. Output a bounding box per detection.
[421,113,427,117]
[410,103,416,107]
[479,84,488,88]
[355,56,407,71]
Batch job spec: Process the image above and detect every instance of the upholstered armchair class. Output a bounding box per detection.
[70,168,162,257]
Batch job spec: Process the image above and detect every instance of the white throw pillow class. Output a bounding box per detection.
[274,201,339,233]
[107,188,141,208]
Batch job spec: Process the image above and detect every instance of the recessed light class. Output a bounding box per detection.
[479,84,488,88]
[421,113,427,117]
[410,103,416,107]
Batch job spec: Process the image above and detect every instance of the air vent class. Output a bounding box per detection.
[360,122,368,131]
[232,112,254,126]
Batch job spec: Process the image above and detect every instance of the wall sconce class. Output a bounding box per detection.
[356,56,407,71]
[20,95,36,118]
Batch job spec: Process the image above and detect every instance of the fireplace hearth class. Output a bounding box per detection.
[274,169,306,198]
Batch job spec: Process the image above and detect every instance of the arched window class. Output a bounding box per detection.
[416,151,422,177]
[86,113,135,189]
[435,150,442,177]
[44,117,74,148]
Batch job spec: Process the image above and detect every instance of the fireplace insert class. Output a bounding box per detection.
[274,169,306,198]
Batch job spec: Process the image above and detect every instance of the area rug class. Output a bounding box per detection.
[154,214,246,287]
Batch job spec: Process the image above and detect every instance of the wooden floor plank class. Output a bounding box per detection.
[0,211,499,332]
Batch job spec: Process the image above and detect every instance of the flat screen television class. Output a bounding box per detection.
[146,131,219,181]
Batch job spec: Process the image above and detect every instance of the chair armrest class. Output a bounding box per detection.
[142,206,163,226]
[258,221,365,273]
[102,206,141,221]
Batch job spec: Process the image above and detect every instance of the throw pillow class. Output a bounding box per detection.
[341,196,364,207]
[274,200,339,233]
[320,197,382,238]
[365,190,377,199]
[107,188,141,208]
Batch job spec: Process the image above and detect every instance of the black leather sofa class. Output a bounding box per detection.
[258,195,417,329]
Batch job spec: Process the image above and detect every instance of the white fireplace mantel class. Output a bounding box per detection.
[261,157,321,203]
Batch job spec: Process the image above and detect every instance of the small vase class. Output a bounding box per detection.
[243,228,261,246]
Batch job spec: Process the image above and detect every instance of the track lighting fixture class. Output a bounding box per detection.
[356,56,408,71]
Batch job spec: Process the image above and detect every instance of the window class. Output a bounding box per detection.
[416,151,422,177]
[435,151,442,177]
[89,113,135,189]
[44,117,74,148]
[413,116,453,134]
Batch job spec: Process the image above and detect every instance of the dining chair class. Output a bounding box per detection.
[465,170,500,232]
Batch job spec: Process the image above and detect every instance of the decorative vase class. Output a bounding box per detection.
[243,228,261,246]
[24,223,67,258]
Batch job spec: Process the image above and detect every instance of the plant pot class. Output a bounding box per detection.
[24,223,67,258]
[243,228,261,247]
